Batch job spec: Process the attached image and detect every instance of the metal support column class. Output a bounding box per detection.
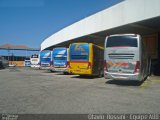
[158,33,160,63]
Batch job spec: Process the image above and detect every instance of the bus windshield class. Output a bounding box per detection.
[25,58,30,60]
[53,48,67,61]
[31,55,38,58]
[106,36,138,47]
[70,44,89,61]
[40,51,51,58]
[71,55,88,60]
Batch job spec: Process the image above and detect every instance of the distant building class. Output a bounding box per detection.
[0,44,40,66]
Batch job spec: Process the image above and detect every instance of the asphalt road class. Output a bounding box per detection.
[0,67,160,114]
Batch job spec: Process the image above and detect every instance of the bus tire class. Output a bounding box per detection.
[50,70,55,72]
[63,72,69,75]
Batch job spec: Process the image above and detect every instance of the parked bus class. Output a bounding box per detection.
[68,43,104,77]
[40,50,52,70]
[104,34,151,81]
[30,54,40,68]
[51,47,69,74]
[24,57,31,67]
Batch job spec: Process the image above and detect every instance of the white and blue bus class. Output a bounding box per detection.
[51,47,68,74]
[24,57,31,67]
[40,50,52,70]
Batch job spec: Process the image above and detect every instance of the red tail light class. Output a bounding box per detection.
[38,62,40,65]
[134,61,140,73]
[88,62,91,69]
[104,60,108,71]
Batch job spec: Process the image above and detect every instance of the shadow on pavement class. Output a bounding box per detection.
[42,70,55,73]
[55,73,71,75]
[71,75,98,79]
[106,80,145,86]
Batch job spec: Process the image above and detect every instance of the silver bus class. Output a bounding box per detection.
[104,34,151,81]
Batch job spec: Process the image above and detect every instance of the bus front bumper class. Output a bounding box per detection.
[31,65,40,68]
[69,69,92,75]
[51,67,68,72]
[40,66,51,70]
[104,71,140,81]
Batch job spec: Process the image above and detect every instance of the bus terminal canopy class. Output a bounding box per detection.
[41,0,160,51]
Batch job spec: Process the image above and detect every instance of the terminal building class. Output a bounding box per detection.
[41,0,160,74]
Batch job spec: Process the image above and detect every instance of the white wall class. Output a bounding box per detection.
[41,0,160,50]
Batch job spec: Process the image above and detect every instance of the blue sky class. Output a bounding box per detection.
[0,0,123,49]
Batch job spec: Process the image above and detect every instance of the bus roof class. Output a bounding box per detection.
[107,34,138,38]
[70,42,104,50]
[53,47,67,49]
